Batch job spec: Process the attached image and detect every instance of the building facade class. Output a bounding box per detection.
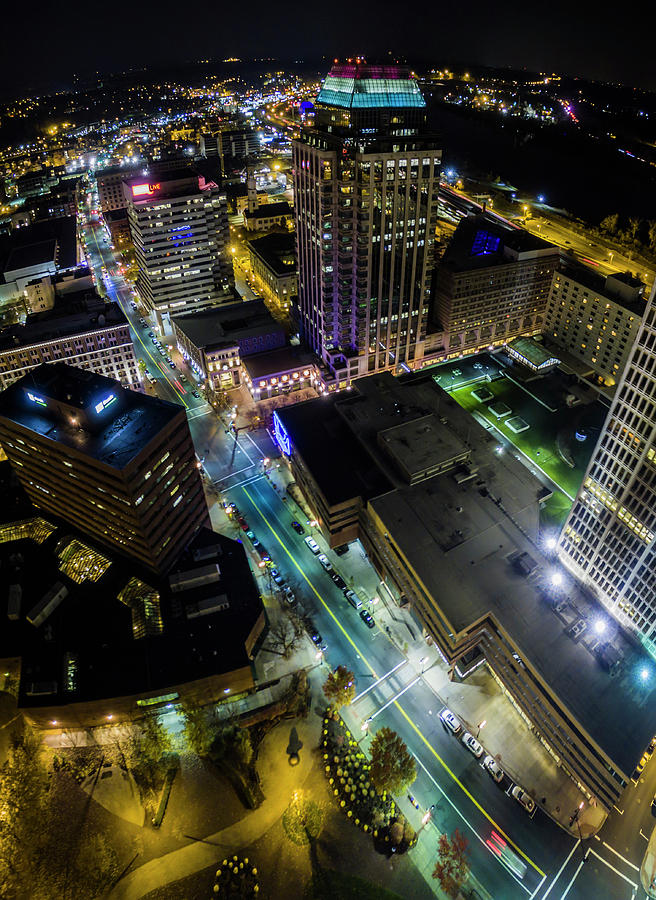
[0,291,140,391]
[293,63,442,385]
[247,233,297,315]
[172,299,286,391]
[125,170,233,330]
[0,363,210,574]
[559,285,656,649]
[432,214,559,357]
[544,265,645,386]
[276,372,656,810]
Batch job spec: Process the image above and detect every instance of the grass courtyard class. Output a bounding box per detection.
[443,370,608,526]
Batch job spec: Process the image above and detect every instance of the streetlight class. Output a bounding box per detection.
[476,719,487,739]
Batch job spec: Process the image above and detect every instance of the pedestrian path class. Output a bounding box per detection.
[108,714,322,900]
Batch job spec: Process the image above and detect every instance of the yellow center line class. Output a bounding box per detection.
[242,484,546,879]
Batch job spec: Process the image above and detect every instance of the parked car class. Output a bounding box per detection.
[237,516,248,530]
[307,623,326,650]
[511,785,535,814]
[317,553,333,572]
[331,573,346,590]
[257,545,271,562]
[334,544,349,556]
[345,590,362,610]
[283,586,296,604]
[635,753,649,777]
[169,361,176,369]
[648,736,656,758]
[461,732,484,759]
[483,755,504,783]
[440,708,462,734]
[245,531,256,542]
[360,609,375,629]
[291,521,305,534]
[304,536,320,554]
[270,568,285,586]
[192,391,200,399]
[180,373,187,381]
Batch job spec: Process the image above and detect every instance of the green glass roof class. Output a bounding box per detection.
[317,67,426,110]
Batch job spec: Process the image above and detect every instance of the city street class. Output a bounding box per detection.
[79,189,656,900]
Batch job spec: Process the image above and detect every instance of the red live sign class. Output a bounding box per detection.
[132,183,160,197]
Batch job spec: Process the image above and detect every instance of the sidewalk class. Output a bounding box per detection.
[108,713,323,900]
[264,459,606,839]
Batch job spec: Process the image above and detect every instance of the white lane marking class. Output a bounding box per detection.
[366,677,421,722]
[352,660,407,702]
[559,859,585,900]
[541,839,580,900]
[587,849,638,887]
[412,753,533,895]
[602,841,639,871]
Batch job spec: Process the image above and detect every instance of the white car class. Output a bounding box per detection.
[304,536,320,554]
[440,708,462,734]
[317,553,333,572]
[483,755,504,783]
[461,732,484,758]
[511,785,535,814]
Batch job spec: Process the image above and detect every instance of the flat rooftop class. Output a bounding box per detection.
[557,262,646,315]
[173,300,283,352]
[282,371,656,777]
[248,233,296,276]
[0,363,183,469]
[244,201,292,219]
[440,213,558,273]
[0,293,127,352]
[242,346,314,380]
[0,464,263,711]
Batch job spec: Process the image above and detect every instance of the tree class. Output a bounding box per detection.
[180,700,218,756]
[212,724,253,768]
[433,829,470,898]
[323,665,356,709]
[263,614,304,659]
[368,726,416,796]
[599,213,620,235]
[139,712,172,767]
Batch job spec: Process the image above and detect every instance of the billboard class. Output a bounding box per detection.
[131,183,161,198]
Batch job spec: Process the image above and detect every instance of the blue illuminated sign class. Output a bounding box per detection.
[27,392,47,407]
[94,394,117,414]
[471,230,501,257]
[272,410,291,456]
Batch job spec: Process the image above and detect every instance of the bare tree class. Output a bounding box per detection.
[263,614,304,659]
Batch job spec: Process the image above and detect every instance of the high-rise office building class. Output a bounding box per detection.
[293,62,442,384]
[559,285,656,647]
[431,213,559,357]
[0,363,210,574]
[125,169,233,331]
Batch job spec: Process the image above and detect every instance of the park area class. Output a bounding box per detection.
[440,365,609,527]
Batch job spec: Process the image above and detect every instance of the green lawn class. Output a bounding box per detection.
[446,375,605,508]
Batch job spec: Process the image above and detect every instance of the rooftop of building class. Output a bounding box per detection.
[279,371,656,777]
[506,336,561,371]
[317,62,426,109]
[242,345,315,380]
[556,262,646,315]
[244,201,292,220]
[0,462,263,712]
[0,363,183,468]
[172,299,282,353]
[124,168,202,203]
[247,232,296,275]
[0,291,127,353]
[439,213,558,273]
[0,216,78,280]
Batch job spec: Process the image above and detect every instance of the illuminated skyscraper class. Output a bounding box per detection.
[559,286,656,647]
[125,169,233,331]
[292,62,442,384]
[0,363,210,574]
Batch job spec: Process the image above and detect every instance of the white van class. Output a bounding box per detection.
[304,536,320,555]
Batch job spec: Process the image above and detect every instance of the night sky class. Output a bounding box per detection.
[3,0,654,94]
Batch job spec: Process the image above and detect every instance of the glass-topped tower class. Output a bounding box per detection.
[293,62,442,383]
